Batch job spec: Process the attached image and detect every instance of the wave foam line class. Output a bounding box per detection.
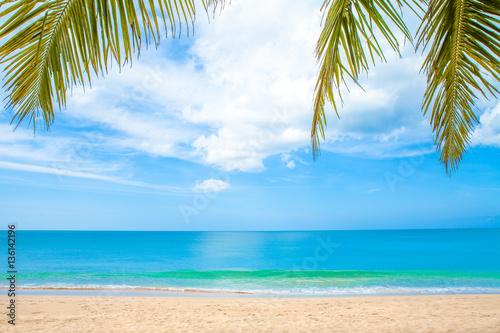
[3,284,500,296]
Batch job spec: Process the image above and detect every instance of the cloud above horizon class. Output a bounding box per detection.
[194,178,230,192]
[1,0,499,180]
[472,102,500,147]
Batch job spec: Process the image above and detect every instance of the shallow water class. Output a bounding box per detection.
[2,229,499,295]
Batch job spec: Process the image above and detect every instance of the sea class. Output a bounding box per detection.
[1,229,499,296]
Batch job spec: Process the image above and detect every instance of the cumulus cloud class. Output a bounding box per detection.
[472,103,500,147]
[2,0,495,177]
[55,0,322,172]
[193,178,230,192]
[184,0,321,171]
[281,153,296,169]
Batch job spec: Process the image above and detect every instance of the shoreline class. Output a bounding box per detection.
[2,294,499,332]
[4,287,500,298]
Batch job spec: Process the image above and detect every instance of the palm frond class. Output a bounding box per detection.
[311,0,417,159]
[0,0,201,130]
[417,0,500,173]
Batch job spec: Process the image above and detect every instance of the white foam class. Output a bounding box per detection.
[3,284,500,296]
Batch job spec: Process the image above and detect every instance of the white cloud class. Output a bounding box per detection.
[183,0,322,171]
[0,124,82,165]
[281,153,296,169]
[183,0,434,168]
[0,122,129,176]
[286,160,295,169]
[0,161,183,191]
[193,178,230,192]
[472,103,500,147]
[2,0,496,177]
[57,0,323,172]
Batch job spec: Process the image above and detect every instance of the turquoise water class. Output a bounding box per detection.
[1,229,499,295]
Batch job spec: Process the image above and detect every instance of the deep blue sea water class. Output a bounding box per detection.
[1,229,499,296]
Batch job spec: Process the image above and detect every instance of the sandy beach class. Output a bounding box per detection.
[1,294,499,332]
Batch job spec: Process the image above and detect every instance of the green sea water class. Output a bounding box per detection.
[2,229,499,295]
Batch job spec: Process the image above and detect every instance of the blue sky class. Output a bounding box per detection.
[1,0,499,231]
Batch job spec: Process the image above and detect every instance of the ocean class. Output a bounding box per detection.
[2,229,499,296]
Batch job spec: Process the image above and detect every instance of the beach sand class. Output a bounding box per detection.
[1,294,499,332]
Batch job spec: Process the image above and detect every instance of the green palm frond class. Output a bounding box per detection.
[311,0,416,159]
[0,0,202,130]
[417,0,500,173]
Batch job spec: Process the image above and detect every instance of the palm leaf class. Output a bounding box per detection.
[0,0,203,131]
[311,0,418,159]
[417,0,500,173]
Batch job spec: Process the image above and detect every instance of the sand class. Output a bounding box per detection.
[1,294,499,332]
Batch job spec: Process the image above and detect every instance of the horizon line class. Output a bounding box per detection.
[8,227,499,232]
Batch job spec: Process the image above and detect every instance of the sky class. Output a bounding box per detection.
[0,0,499,231]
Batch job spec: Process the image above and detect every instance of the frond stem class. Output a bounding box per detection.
[31,0,76,129]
